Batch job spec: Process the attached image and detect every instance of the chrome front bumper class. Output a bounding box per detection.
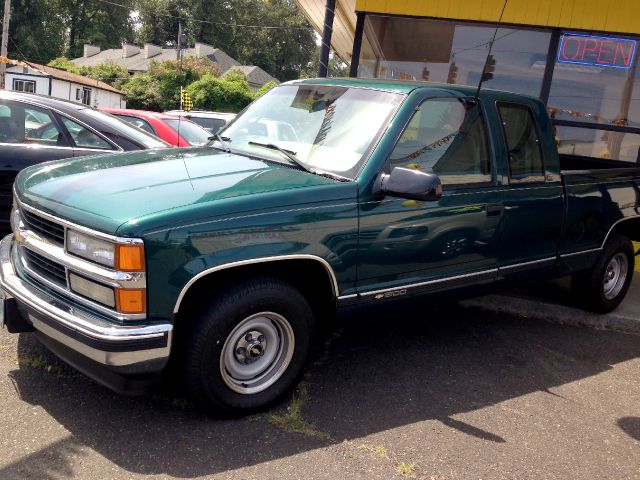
[0,234,172,372]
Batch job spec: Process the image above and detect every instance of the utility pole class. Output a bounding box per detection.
[0,0,10,90]
[176,20,182,62]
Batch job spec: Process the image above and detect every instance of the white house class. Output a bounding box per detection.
[5,62,126,108]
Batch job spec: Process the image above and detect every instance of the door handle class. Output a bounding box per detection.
[486,204,504,217]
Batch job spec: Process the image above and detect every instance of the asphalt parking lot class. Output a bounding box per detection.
[1,300,639,480]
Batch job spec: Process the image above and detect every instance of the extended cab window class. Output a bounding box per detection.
[390,98,491,186]
[498,103,545,182]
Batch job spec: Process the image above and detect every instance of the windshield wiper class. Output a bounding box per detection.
[208,134,232,153]
[248,141,314,174]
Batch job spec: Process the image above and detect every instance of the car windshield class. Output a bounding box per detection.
[221,84,404,179]
[81,108,168,149]
[164,118,212,146]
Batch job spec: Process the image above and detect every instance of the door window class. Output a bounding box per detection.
[114,114,157,135]
[0,100,66,146]
[390,97,491,186]
[60,117,114,150]
[498,103,545,182]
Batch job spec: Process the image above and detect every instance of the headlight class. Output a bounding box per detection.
[67,230,115,267]
[66,230,145,271]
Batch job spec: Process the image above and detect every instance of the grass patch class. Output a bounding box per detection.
[634,242,639,272]
[259,379,331,440]
[18,354,80,378]
[396,462,415,476]
[358,443,389,459]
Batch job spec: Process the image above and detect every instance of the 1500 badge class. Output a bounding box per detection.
[374,289,407,300]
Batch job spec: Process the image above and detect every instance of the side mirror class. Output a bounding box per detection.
[379,167,443,201]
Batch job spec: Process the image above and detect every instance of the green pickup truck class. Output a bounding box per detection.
[2,79,640,414]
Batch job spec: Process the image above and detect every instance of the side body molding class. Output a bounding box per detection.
[173,254,340,313]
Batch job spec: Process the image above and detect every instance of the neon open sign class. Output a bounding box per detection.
[558,33,636,69]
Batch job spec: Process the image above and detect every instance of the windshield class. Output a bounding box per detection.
[221,84,404,179]
[164,118,212,146]
[81,108,169,149]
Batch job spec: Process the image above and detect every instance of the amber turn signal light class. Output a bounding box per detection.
[115,244,145,271]
[116,288,147,314]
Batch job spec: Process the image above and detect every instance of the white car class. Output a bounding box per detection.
[164,110,236,134]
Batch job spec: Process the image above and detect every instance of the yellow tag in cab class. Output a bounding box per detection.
[406,163,421,170]
[402,199,423,208]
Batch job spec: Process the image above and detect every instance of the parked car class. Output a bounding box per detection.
[0,91,168,231]
[101,109,212,147]
[164,109,236,134]
[4,79,640,416]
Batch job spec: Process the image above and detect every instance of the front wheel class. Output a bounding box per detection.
[572,233,635,313]
[179,276,314,415]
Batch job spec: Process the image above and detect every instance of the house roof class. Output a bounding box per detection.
[227,66,277,86]
[73,47,240,74]
[71,43,279,86]
[7,62,123,94]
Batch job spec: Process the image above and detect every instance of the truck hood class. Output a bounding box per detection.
[15,148,343,234]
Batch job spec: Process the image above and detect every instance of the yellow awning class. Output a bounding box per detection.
[294,0,358,63]
[355,0,640,35]
[295,0,640,65]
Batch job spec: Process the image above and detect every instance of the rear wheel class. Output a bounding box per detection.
[179,276,314,415]
[572,233,635,313]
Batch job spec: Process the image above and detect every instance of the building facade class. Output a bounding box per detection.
[295,0,640,163]
[6,63,125,109]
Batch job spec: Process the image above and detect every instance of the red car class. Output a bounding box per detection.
[101,109,212,147]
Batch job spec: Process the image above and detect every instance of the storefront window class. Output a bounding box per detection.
[556,125,640,163]
[358,15,551,97]
[548,33,639,129]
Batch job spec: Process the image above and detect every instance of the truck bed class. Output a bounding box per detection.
[559,154,640,256]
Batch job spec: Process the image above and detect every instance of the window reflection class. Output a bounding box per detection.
[556,126,640,163]
[358,15,551,97]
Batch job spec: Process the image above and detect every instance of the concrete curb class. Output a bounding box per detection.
[460,293,640,335]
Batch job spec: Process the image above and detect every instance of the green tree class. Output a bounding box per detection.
[186,73,254,112]
[60,0,136,58]
[135,0,316,82]
[47,57,83,74]
[4,0,66,63]
[255,80,277,98]
[121,75,162,110]
[48,58,130,88]
[147,57,219,110]
[300,49,349,78]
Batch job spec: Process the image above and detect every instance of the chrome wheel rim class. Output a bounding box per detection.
[603,253,628,300]
[220,312,295,395]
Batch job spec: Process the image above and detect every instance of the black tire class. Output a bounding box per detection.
[179,276,314,416]
[572,233,635,313]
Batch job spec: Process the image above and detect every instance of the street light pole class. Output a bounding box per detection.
[318,0,335,77]
[0,0,11,90]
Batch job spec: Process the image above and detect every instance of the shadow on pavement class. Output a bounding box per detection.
[3,300,640,477]
[617,416,640,441]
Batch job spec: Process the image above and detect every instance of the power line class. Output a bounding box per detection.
[96,0,311,31]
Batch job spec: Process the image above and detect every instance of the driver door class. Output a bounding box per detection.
[356,97,504,300]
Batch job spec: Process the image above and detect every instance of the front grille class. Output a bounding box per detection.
[23,248,68,287]
[21,209,65,245]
